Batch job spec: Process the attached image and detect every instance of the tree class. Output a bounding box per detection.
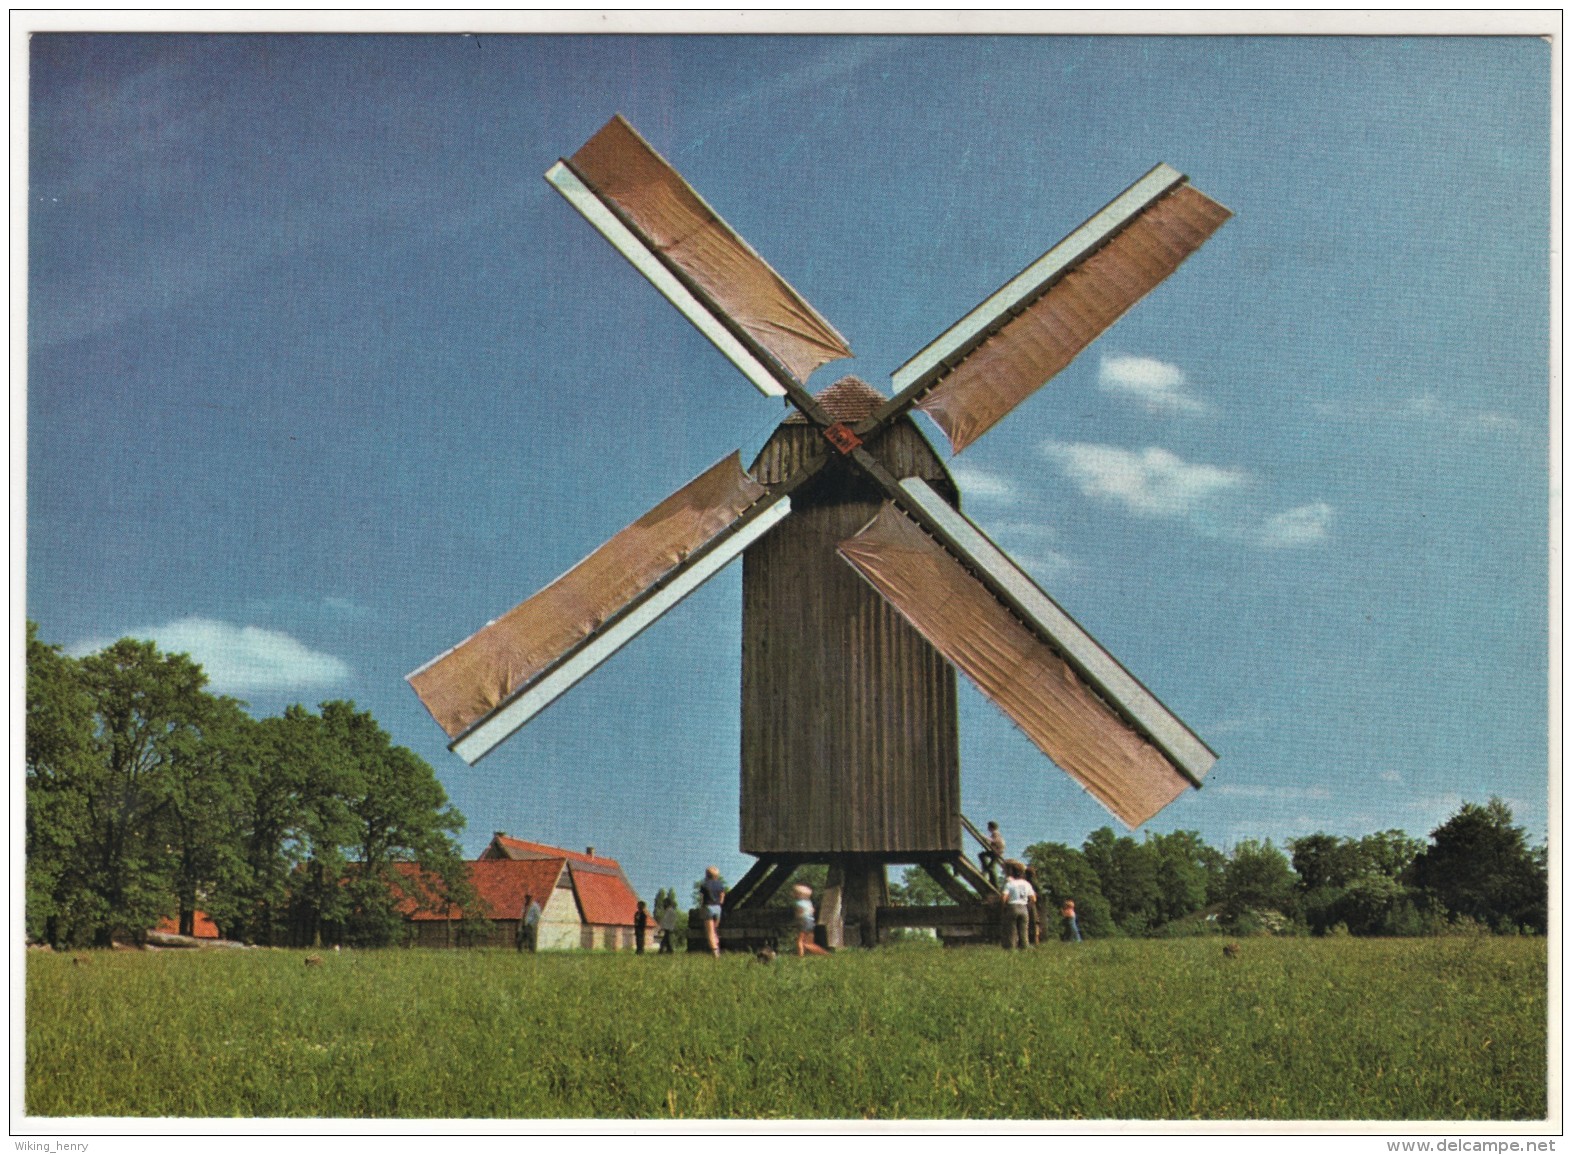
[1411,798,1547,933]
[1219,839,1297,928]
[317,701,471,947]
[219,704,336,945]
[1025,840,1114,938]
[1082,827,1161,935]
[153,693,255,938]
[1353,829,1424,880]
[1146,829,1221,926]
[25,622,100,946]
[24,625,475,950]
[1288,833,1357,892]
[888,865,953,907]
[76,638,215,946]
[1289,832,1358,934]
[1290,828,1425,935]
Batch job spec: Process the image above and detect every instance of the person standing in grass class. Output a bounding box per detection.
[1001,861,1036,950]
[1061,898,1082,943]
[656,892,678,953]
[634,900,649,954]
[519,893,542,952]
[792,884,830,957]
[1022,864,1044,944]
[699,866,726,957]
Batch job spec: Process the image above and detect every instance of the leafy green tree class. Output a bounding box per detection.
[25,622,100,946]
[888,865,954,907]
[1219,839,1298,928]
[1146,829,1220,925]
[1082,827,1161,935]
[25,626,475,950]
[218,704,336,945]
[286,706,361,947]
[1290,828,1425,935]
[1354,829,1424,880]
[153,693,255,938]
[1025,840,1114,938]
[1289,832,1357,934]
[1411,799,1547,933]
[1288,833,1356,892]
[76,638,215,945]
[316,701,471,947]
[1336,873,1411,936]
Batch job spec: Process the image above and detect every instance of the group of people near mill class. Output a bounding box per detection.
[682,866,828,958]
[983,820,1082,949]
[514,822,1081,955]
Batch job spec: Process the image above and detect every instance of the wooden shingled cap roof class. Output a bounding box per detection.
[783,375,888,424]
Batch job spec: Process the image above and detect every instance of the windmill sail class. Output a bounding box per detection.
[838,484,1213,828]
[547,115,853,396]
[408,453,790,764]
[883,166,1230,453]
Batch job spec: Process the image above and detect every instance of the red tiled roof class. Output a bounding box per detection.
[486,833,623,870]
[392,859,565,922]
[569,864,640,927]
[484,834,643,926]
[153,911,220,938]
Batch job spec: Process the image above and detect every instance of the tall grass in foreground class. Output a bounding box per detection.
[28,936,1545,1120]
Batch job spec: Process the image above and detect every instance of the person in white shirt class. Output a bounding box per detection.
[520,894,542,952]
[1000,862,1036,950]
[656,894,679,953]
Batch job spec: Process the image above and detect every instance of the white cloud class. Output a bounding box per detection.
[68,618,350,695]
[1041,440,1333,549]
[1257,502,1333,548]
[1314,393,1523,435]
[1098,354,1205,414]
[1042,441,1247,517]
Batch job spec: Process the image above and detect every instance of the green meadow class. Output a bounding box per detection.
[27,936,1546,1121]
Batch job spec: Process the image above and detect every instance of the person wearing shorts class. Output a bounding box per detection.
[792,883,829,957]
[699,866,726,957]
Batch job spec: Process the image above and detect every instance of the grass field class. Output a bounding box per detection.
[26,936,1546,1121]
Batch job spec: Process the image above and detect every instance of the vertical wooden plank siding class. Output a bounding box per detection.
[741,414,961,854]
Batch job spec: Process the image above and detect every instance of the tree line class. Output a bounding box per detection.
[28,622,1548,949]
[890,805,1546,939]
[26,623,475,949]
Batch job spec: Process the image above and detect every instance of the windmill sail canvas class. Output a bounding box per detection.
[408,113,1229,945]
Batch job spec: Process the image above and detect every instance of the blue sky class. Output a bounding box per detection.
[27,33,1551,904]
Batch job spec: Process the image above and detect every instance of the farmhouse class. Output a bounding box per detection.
[152,911,220,939]
[392,833,643,950]
[480,833,644,950]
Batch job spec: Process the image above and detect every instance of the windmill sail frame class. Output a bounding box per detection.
[449,489,794,764]
[411,114,1230,836]
[889,478,1215,784]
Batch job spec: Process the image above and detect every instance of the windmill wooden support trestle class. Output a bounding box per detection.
[705,849,1004,952]
[405,115,1230,947]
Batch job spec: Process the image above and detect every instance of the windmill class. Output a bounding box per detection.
[408,115,1229,947]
